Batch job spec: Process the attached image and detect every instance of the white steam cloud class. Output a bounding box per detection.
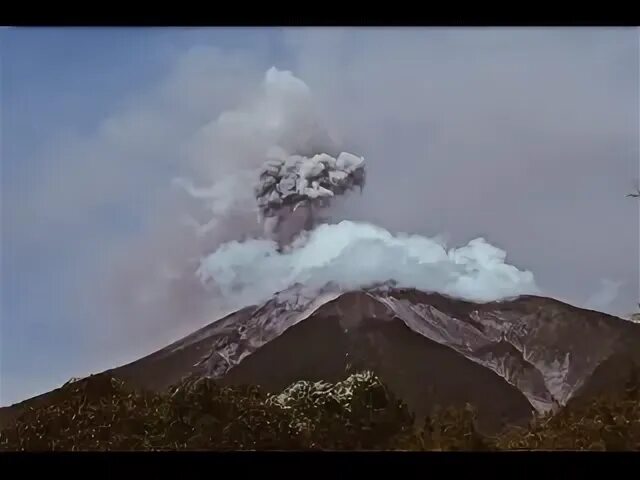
[197,221,538,310]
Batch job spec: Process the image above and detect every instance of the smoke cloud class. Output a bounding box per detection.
[255,150,365,246]
[104,64,537,325]
[182,67,537,309]
[584,279,625,313]
[198,220,538,310]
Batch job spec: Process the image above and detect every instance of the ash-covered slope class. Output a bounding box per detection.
[2,286,638,432]
[105,285,640,429]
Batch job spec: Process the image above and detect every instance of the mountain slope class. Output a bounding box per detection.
[2,286,639,432]
[89,286,640,429]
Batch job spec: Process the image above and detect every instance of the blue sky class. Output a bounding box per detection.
[1,27,638,406]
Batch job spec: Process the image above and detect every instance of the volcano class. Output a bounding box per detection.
[3,286,638,433]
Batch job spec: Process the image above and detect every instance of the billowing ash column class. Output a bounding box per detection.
[255,148,366,248]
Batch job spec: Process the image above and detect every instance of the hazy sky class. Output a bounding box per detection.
[1,27,638,406]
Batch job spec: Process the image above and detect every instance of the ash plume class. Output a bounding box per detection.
[97,65,539,343]
[171,69,539,312]
[175,66,539,312]
[255,150,366,247]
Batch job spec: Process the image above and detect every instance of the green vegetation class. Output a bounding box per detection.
[1,370,638,451]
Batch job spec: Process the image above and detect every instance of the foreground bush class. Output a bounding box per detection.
[1,371,638,451]
[495,377,640,451]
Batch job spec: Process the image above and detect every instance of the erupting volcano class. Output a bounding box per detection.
[2,66,637,439]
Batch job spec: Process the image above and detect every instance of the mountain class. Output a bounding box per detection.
[2,285,639,433]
